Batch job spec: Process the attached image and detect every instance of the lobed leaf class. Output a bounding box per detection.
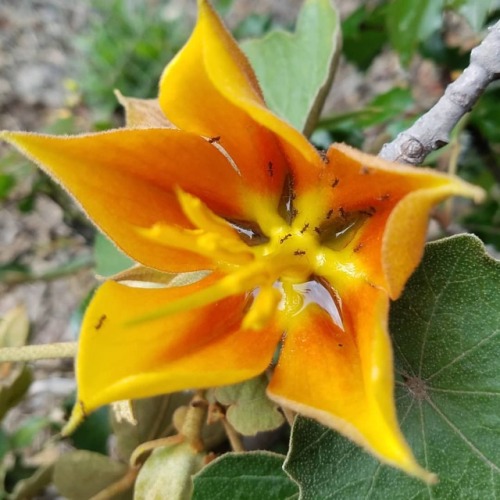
[134,443,205,500]
[213,375,284,436]
[241,0,341,136]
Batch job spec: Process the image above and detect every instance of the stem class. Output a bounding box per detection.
[0,342,78,363]
[90,466,139,500]
[380,20,500,164]
[2,254,94,286]
[182,390,208,452]
[222,418,245,452]
[130,435,184,467]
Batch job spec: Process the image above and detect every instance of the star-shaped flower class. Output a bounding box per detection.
[1,0,483,481]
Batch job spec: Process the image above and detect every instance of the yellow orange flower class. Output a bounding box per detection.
[1,0,483,482]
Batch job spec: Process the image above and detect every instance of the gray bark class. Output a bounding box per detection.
[379,21,500,165]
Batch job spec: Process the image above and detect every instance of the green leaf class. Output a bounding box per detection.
[284,235,500,497]
[193,452,299,499]
[241,0,341,136]
[0,366,32,422]
[0,428,9,461]
[10,464,54,500]
[9,416,49,450]
[342,4,388,70]
[387,0,444,66]
[0,306,30,349]
[53,450,132,500]
[94,231,134,276]
[320,87,414,131]
[0,308,32,421]
[134,443,205,500]
[213,0,236,16]
[0,174,15,199]
[213,375,284,435]
[70,405,111,455]
[459,0,497,31]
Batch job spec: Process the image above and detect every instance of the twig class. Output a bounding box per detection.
[129,435,184,467]
[221,418,245,453]
[0,342,78,362]
[90,466,139,500]
[380,21,500,164]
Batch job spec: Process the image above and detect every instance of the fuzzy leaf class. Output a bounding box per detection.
[0,306,30,348]
[213,375,284,435]
[284,235,500,497]
[241,0,341,136]
[0,306,32,421]
[134,443,205,500]
[192,452,299,499]
[53,451,132,500]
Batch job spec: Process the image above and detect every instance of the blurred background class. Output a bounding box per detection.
[0,0,499,497]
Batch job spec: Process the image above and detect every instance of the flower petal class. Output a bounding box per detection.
[159,0,321,205]
[1,129,248,272]
[325,143,483,215]
[75,276,283,416]
[268,288,434,482]
[323,143,484,297]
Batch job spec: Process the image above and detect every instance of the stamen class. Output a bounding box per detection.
[126,263,272,326]
[139,224,253,265]
[242,286,282,330]
[176,188,237,238]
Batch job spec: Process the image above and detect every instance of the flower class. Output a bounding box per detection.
[1,0,483,481]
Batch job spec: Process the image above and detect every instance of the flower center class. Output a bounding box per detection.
[257,221,323,283]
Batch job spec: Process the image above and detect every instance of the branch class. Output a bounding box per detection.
[380,21,500,164]
[0,342,78,363]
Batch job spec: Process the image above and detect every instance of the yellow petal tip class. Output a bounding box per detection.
[61,401,86,436]
[410,465,438,485]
